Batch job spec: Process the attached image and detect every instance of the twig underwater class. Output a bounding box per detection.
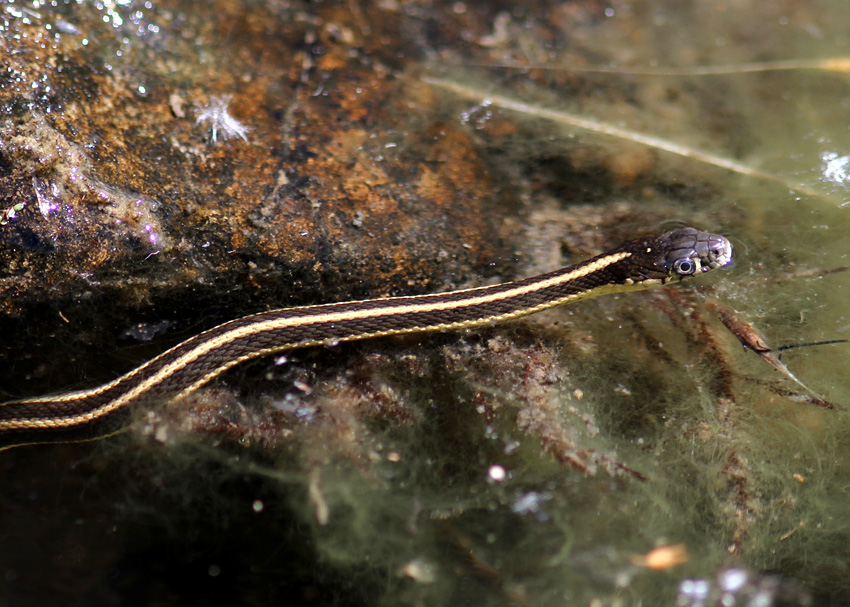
[707,300,844,410]
[460,56,850,77]
[424,72,843,206]
[773,338,850,358]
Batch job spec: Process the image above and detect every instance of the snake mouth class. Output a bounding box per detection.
[703,234,733,271]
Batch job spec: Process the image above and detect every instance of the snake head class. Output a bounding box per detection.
[620,227,733,286]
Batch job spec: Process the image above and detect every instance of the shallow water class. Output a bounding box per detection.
[2,1,850,606]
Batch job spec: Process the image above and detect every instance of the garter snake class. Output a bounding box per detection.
[0,227,732,450]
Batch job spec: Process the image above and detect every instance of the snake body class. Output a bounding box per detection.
[0,227,732,450]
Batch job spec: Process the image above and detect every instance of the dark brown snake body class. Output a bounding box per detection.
[0,227,732,451]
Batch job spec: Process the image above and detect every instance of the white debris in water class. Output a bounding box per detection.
[196,95,250,143]
[821,151,850,189]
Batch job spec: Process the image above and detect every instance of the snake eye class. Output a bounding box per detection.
[672,257,697,276]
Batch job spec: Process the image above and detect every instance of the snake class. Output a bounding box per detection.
[0,227,732,451]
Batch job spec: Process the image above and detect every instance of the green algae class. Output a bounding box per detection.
[3,1,850,606]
